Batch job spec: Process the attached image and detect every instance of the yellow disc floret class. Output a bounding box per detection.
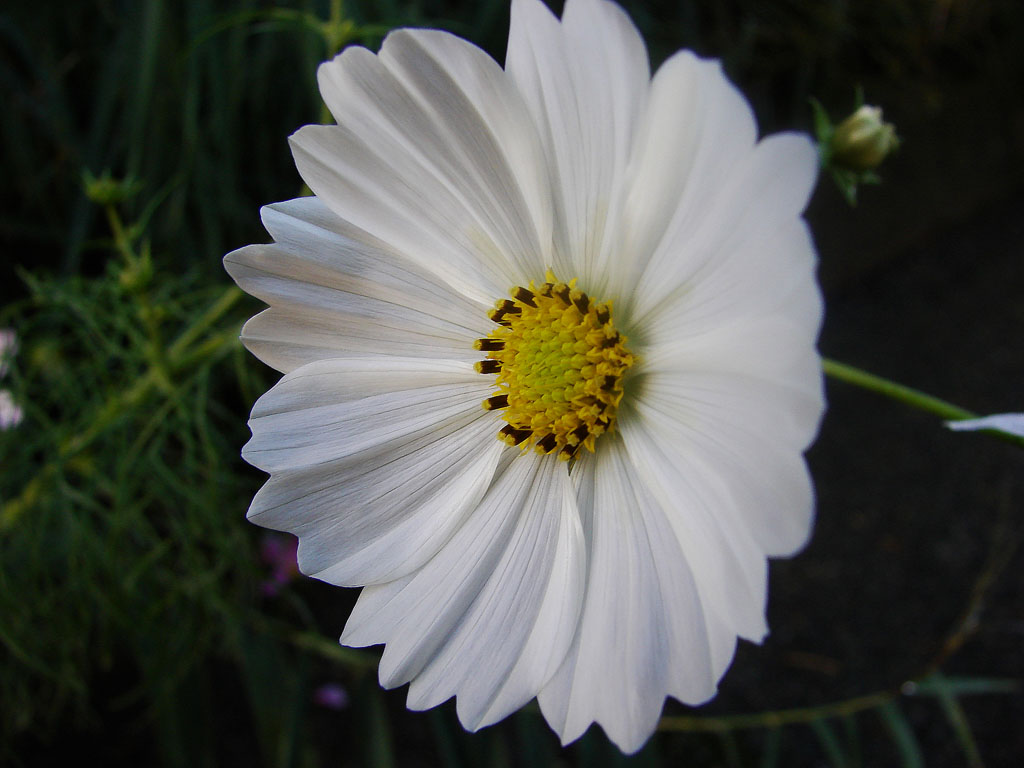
[474,271,635,460]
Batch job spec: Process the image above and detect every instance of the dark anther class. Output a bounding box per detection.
[600,333,620,348]
[475,338,505,351]
[538,283,554,297]
[559,444,579,459]
[596,306,610,325]
[553,284,571,304]
[513,287,537,307]
[500,424,532,445]
[476,359,501,374]
[484,394,510,410]
[536,433,558,453]
[601,375,617,392]
[488,300,520,325]
[571,425,589,443]
[571,291,590,314]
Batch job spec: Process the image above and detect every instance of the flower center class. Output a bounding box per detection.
[475,271,635,460]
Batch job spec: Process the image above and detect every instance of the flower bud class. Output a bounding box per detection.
[830,105,898,171]
[82,170,142,206]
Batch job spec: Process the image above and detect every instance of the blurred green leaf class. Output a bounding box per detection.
[911,674,1019,697]
[927,673,984,768]
[759,727,782,768]
[366,684,397,768]
[810,719,848,768]
[877,701,924,768]
[429,709,463,768]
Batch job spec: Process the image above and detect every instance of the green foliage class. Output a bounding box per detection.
[0,206,255,737]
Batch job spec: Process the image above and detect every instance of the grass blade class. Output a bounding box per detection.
[912,675,1018,697]
[877,701,924,768]
[927,673,984,767]
[810,718,847,768]
[759,727,782,768]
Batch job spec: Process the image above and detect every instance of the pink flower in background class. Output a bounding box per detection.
[260,534,299,596]
[313,683,349,710]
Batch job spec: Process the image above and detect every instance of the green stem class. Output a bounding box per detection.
[823,358,975,421]
[824,358,1024,448]
[104,204,135,264]
[60,311,242,460]
[660,691,894,733]
[167,285,243,361]
[323,0,352,59]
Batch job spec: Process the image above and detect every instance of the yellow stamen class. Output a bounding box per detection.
[475,271,634,460]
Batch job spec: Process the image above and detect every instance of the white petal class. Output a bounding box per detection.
[248,411,503,586]
[628,132,819,331]
[292,28,553,304]
[224,198,490,373]
[243,357,489,474]
[633,213,820,348]
[342,455,585,731]
[947,413,1024,438]
[618,410,768,644]
[506,0,649,289]
[538,440,716,753]
[629,379,817,557]
[638,358,823,454]
[627,213,824,460]
[612,51,755,308]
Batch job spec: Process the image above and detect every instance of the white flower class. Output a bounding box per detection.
[226,0,824,753]
[947,414,1024,439]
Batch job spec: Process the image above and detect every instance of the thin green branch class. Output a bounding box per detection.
[104,204,135,263]
[824,358,1024,448]
[659,691,894,733]
[822,358,974,421]
[167,285,243,361]
[658,675,1018,735]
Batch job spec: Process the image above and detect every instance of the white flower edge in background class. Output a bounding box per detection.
[0,329,15,378]
[0,390,22,430]
[946,414,1024,439]
[0,329,22,430]
[226,0,824,754]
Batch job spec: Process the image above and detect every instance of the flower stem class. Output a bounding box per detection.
[104,204,134,264]
[659,690,895,732]
[823,358,1024,448]
[167,285,243,362]
[823,358,974,421]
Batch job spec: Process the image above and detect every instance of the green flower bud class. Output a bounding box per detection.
[82,170,142,206]
[830,105,898,171]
